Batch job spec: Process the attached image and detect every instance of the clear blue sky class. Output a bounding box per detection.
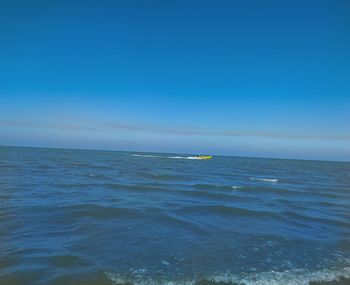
[0,0,349,161]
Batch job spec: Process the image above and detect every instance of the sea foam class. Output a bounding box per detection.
[105,266,350,285]
[168,156,202,160]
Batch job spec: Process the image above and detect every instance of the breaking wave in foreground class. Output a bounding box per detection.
[105,266,350,285]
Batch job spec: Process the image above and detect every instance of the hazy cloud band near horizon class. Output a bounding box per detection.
[1,119,349,141]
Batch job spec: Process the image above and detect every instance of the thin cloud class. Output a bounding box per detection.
[0,120,99,131]
[1,119,349,141]
[165,129,350,140]
[99,122,145,131]
[0,119,142,132]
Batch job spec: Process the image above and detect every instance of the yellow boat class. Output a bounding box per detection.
[196,155,213,160]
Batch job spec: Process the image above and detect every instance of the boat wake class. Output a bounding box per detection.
[168,156,203,160]
[131,154,208,160]
[131,154,160,158]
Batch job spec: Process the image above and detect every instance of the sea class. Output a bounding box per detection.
[1,146,349,285]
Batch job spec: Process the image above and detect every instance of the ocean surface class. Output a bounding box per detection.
[1,146,350,285]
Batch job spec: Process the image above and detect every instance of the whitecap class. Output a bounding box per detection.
[250,177,279,183]
[105,266,350,285]
[161,260,171,266]
[231,185,242,189]
[210,267,350,285]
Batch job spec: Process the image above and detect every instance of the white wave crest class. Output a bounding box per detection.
[231,185,242,189]
[106,267,350,285]
[250,177,279,183]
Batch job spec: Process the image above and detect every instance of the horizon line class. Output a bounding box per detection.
[1,144,349,164]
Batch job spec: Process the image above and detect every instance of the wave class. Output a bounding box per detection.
[242,186,302,196]
[250,177,279,183]
[283,210,350,228]
[105,266,350,285]
[103,183,170,194]
[85,173,110,179]
[231,185,242,189]
[58,204,139,219]
[192,183,242,191]
[138,172,191,181]
[178,190,242,201]
[177,205,278,219]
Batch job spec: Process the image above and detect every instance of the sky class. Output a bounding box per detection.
[0,0,349,161]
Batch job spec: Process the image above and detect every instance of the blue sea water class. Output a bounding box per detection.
[0,146,349,285]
